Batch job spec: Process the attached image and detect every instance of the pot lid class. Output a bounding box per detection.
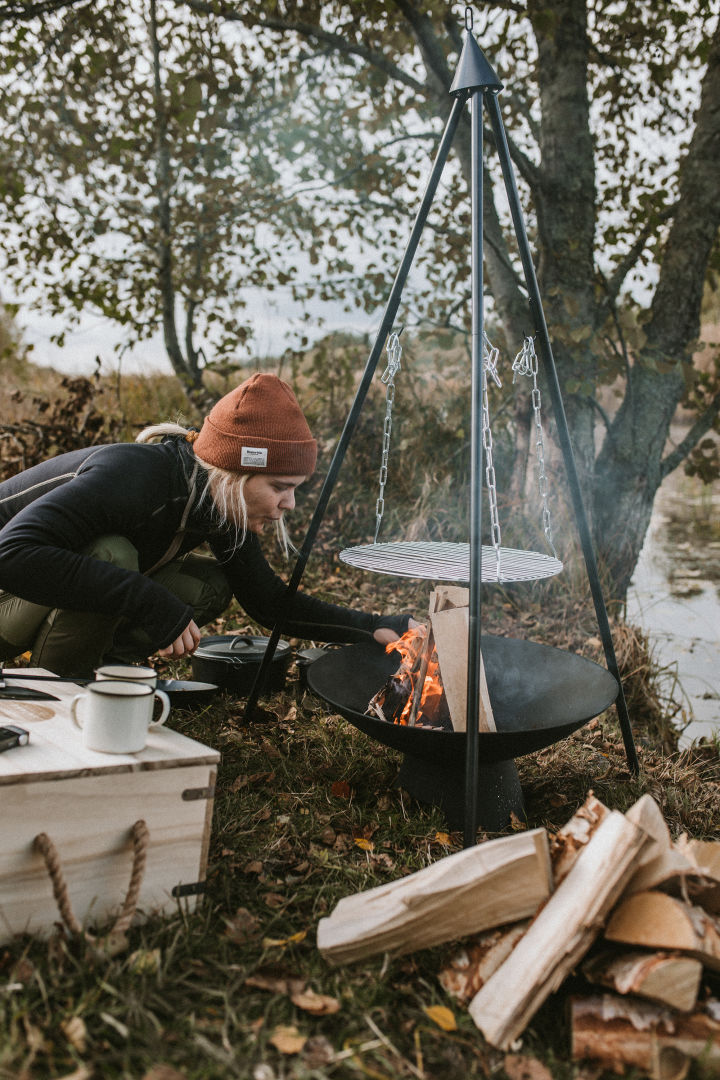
[194,635,291,664]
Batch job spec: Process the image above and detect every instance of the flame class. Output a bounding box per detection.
[386,626,445,726]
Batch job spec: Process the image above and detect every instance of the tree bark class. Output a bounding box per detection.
[592,14,720,597]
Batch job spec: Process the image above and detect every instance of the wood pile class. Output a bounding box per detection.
[318,793,720,1078]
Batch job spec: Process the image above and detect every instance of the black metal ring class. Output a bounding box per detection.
[464,5,473,30]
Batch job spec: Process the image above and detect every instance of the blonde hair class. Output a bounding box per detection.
[136,422,292,557]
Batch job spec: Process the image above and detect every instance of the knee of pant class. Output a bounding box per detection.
[83,535,139,571]
[197,567,233,621]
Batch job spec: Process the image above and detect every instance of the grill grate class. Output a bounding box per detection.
[339,541,563,583]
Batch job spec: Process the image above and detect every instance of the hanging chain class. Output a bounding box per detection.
[512,335,558,558]
[482,331,503,579]
[374,331,403,544]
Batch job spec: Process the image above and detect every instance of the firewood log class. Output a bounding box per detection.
[605,890,720,970]
[317,828,551,966]
[582,948,703,1012]
[468,806,651,1049]
[550,792,610,885]
[571,993,720,1080]
[438,921,530,1004]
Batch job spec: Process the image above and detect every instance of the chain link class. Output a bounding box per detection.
[374,332,403,543]
[482,331,503,579]
[512,335,558,558]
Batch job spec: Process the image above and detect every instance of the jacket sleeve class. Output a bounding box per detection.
[0,451,192,649]
[210,533,407,642]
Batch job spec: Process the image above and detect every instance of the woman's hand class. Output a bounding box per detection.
[158,618,202,658]
[372,617,422,646]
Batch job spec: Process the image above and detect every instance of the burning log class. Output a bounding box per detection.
[366,587,495,732]
[367,624,428,724]
[316,827,552,966]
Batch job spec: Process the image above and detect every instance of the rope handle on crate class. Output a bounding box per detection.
[34,819,149,940]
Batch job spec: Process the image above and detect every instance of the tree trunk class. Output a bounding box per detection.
[593,14,720,598]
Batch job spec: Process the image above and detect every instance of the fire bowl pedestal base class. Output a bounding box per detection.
[306,636,618,833]
[396,753,524,832]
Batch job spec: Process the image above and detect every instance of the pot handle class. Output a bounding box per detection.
[229,636,256,652]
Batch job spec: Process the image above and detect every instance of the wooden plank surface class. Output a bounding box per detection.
[0,669,219,783]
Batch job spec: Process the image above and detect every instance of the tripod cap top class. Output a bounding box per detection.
[449,30,503,96]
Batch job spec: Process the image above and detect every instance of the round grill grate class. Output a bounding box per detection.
[339,541,563,583]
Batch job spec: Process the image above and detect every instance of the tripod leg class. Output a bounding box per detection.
[485,92,639,775]
[245,96,468,720]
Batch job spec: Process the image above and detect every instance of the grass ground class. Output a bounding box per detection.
[1,568,719,1080]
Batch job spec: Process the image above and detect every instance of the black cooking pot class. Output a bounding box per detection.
[191,635,292,694]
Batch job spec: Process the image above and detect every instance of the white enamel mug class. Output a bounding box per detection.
[71,680,170,754]
[95,664,158,686]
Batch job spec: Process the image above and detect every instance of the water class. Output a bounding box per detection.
[627,467,720,747]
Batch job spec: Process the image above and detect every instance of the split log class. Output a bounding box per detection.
[571,993,720,1080]
[550,792,610,885]
[605,890,720,970]
[317,828,551,966]
[677,835,720,881]
[430,604,495,733]
[468,806,651,1049]
[438,921,530,1004]
[582,949,702,1013]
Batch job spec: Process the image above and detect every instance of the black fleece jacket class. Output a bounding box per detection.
[0,437,405,650]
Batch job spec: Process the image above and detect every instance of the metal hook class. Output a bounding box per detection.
[464,4,474,31]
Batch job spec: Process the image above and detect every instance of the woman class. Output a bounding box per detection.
[0,372,413,678]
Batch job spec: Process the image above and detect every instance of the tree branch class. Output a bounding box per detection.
[0,0,90,20]
[185,0,426,93]
[660,392,720,478]
[604,204,675,303]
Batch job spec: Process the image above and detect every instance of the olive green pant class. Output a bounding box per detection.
[0,535,232,677]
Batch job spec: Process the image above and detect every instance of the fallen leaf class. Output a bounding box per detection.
[142,1067,188,1080]
[423,1005,457,1032]
[434,831,452,846]
[230,775,248,792]
[509,812,527,831]
[245,970,305,995]
[224,907,261,944]
[61,1015,88,1053]
[281,705,297,724]
[262,929,308,948]
[290,987,341,1016]
[269,1024,307,1055]
[302,1034,335,1067]
[354,837,374,852]
[330,780,351,799]
[58,1067,93,1080]
[128,948,161,975]
[243,860,264,875]
[262,892,287,909]
[260,738,281,759]
[319,826,336,846]
[503,1054,554,1080]
[369,852,396,871]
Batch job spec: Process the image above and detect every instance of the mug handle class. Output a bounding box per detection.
[149,689,170,729]
[70,694,84,730]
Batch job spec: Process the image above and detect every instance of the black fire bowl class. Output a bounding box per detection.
[306,635,619,831]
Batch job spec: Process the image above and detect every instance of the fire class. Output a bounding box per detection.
[383,625,447,727]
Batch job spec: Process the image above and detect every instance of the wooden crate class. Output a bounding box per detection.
[0,670,220,941]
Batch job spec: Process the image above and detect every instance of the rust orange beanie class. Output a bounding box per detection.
[193,373,317,476]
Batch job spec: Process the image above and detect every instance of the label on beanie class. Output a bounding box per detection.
[241,446,268,468]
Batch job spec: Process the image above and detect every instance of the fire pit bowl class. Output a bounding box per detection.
[306,635,618,830]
